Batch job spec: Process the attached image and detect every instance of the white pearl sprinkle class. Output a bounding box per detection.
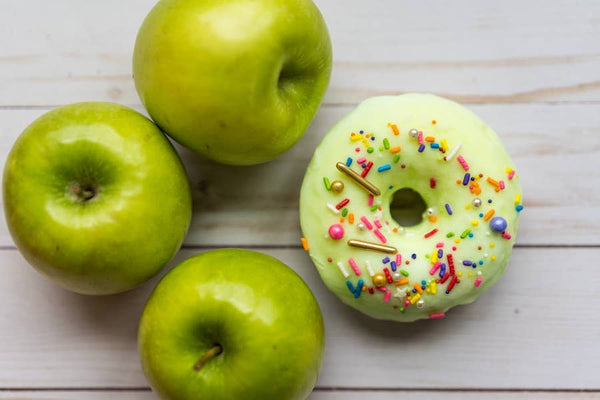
[416,299,425,309]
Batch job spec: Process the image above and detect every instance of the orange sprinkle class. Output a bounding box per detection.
[348,213,355,224]
[432,120,437,125]
[388,123,400,135]
[390,146,402,153]
[395,278,409,286]
[414,282,424,294]
[301,237,309,251]
[428,216,437,223]
[393,227,398,233]
[487,177,500,187]
[339,218,345,223]
[483,209,495,221]
[425,136,435,142]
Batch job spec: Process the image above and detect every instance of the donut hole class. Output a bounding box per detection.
[389,188,427,227]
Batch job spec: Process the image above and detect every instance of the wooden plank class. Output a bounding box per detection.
[1,0,599,106]
[0,390,599,400]
[0,103,598,247]
[0,247,598,389]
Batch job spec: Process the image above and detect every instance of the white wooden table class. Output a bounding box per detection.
[1,1,599,399]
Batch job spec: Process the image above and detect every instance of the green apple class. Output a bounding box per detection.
[2,102,192,295]
[138,249,325,400]
[133,0,333,165]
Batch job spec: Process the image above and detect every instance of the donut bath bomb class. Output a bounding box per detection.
[299,94,523,322]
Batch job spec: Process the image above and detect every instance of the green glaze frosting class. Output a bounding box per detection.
[300,94,522,321]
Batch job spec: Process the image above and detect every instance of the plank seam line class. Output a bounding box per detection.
[0,387,599,393]
[1,100,600,111]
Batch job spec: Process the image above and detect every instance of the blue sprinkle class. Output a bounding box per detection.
[382,257,390,264]
[445,290,450,294]
[468,233,474,238]
[445,203,453,215]
[346,281,354,293]
[479,260,483,265]
[370,136,375,141]
[470,176,475,181]
[360,130,364,134]
[463,173,471,185]
[411,253,417,259]
[516,205,524,212]
[463,260,473,266]
[378,164,391,172]
[479,213,484,218]
[430,143,440,149]
[421,280,427,285]
[390,261,397,272]
[355,279,364,298]
[388,185,393,189]
[412,289,417,293]
[346,157,352,167]
[362,163,367,168]
[418,144,425,152]
[488,199,493,203]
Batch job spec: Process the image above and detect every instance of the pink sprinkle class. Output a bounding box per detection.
[384,290,391,303]
[377,286,387,293]
[502,232,512,240]
[396,254,402,265]
[429,313,445,319]
[457,155,469,171]
[429,262,442,275]
[355,147,360,152]
[418,131,423,144]
[348,258,361,276]
[404,300,410,307]
[374,220,382,229]
[436,242,445,248]
[367,194,374,207]
[373,229,387,243]
[508,170,516,180]
[357,157,367,164]
[360,216,373,230]
[499,180,505,190]
[474,278,482,287]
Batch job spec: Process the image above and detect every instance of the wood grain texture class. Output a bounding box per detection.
[0,103,598,247]
[1,0,599,106]
[1,247,599,389]
[1,390,599,400]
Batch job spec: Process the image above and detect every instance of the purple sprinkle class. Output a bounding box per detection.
[382,257,390,264]
[462,173,471,185]
[390,261,397,272]
[418,144,425,152]
[440,264,446,277]
[437,249,443,258]
[445,203,453,215]
[463,260,473,266]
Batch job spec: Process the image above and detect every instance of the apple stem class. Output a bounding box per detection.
[193,345,223,372]
[70,182,96,201]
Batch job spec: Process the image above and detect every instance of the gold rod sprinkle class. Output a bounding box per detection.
[335,162,381,196]
[347,239,397,254]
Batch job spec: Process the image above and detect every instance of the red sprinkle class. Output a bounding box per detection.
[335,198,350,210]
[447,254,455,275]
[424,229,438,238]
[383,267,393,283]
[446,275,459,293]
[361,161,373,178]
[430,177,436,188]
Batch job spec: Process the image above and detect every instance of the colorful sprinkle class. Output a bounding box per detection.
[378,164,391,172]
[301,237,309,251]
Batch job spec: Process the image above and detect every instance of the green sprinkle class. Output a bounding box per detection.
[383,138,390,149]
[367,147,374,153]
[460,229,471,239]
[370,204,378,212]
[393,154,401,163]
[341,208,348,217]
[379,146,384,152]
[400,269,409,276]
[400,307,405,313]
[323,177,331,190]
[446,232,455,238]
